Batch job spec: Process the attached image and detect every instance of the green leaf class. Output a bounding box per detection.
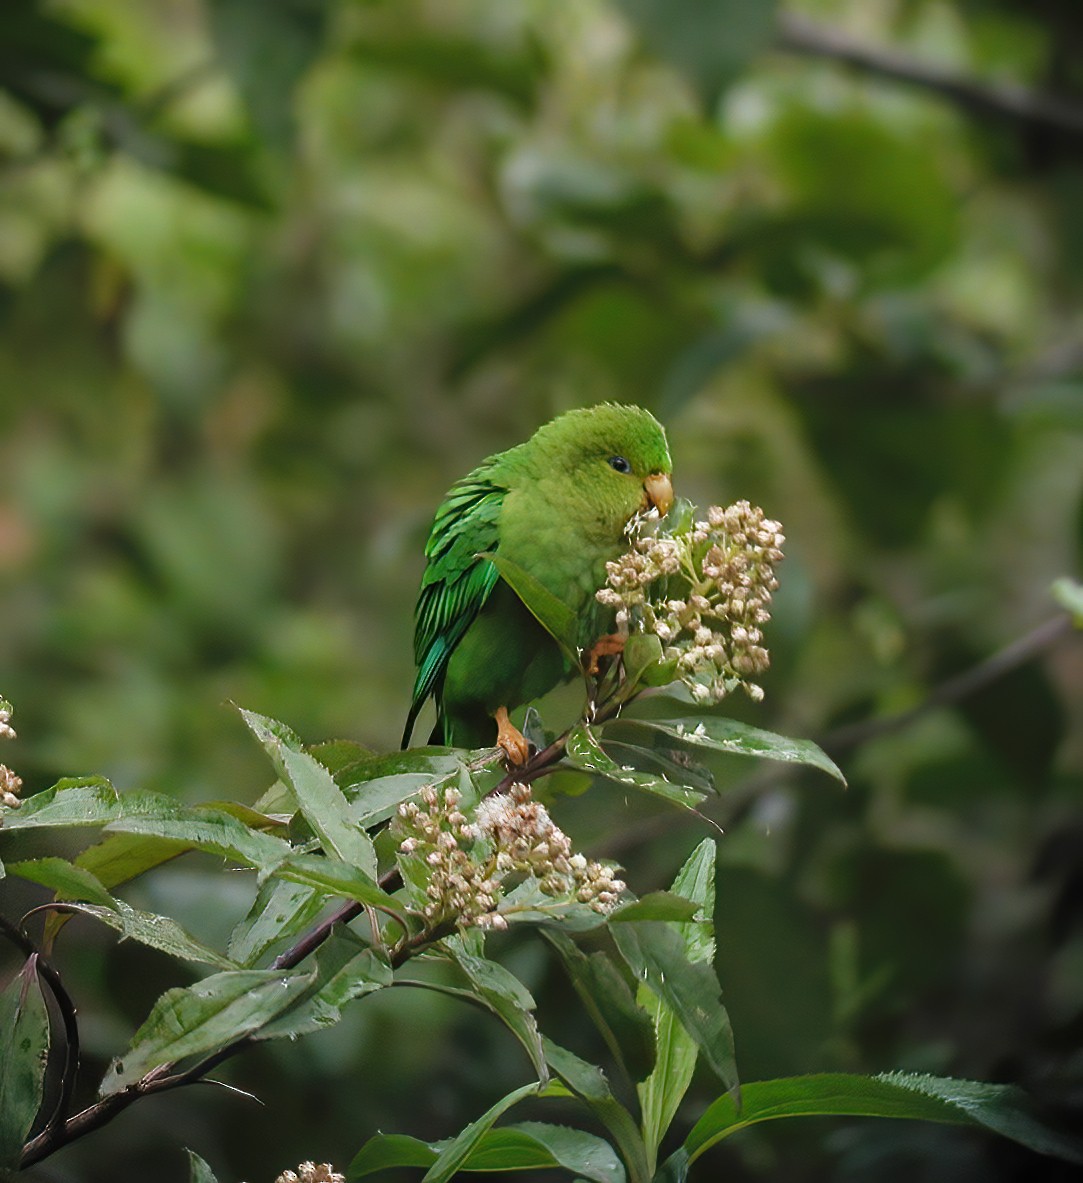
[617,0,779,107]
[627,714,846,784]
[608,892,699,924]
[543,1039,647,1182]
[255,932,392,1041]
[444,943,547,1081]
[270,852,399,912]
[422,1081,545,1183]
[543,931,655,1084]
[240,708,377,877]
[481,553,580,660]
[611,920,737,1099]
[227,877,325,967]
[564,725,708,811]
[56,900,235,969]
[349,1122,625,1182]
[186,1148,220,1183]
[0,958,50,1170]
[678,1072,1083,1166]
[0,777,121,830]
[7,857,118,909]
[105,800,292,871]
[101,968,315,1093]
[620,633,680,692]
[637,841,716,1173]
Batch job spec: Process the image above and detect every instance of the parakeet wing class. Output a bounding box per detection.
[402,471,506,746]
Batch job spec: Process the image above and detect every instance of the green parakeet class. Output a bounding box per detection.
[402,403,674,763]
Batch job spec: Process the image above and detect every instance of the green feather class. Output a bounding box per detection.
[403,404,672,750]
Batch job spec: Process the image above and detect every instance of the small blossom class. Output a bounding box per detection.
[596,500,783,704]
[274,1164,345,1183]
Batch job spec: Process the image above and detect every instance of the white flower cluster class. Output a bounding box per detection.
[0,703,21,811]
[395,781,625,931]
[471,782,625,924]
[397,784,500,928]
[273,1164,344,1183]
[597,501,784,704]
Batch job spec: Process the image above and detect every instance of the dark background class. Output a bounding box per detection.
[1,1,1082,1180]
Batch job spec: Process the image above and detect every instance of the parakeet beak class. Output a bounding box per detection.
[644,472,674,516]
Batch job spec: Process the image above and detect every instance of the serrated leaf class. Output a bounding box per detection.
[7,857,118,909]
[543,930,655,1083]
[58,900,235,969]
[564,725,708,810]
[608,892,699,924]
[0,778,121,830]
[611,920,737,1099]
[270,852,398,912]
[637,841,716,1172]
[228,877,325,966]
[105,802,292,871]
[444,943,547,1081]
[255,933,392,1040]
[240,708,377,876]
[481,552,580,660]
[678,1072,1083,1166]
[102,968,314,1093]
[630,714,846,784]
[543,1038,647,1182]
[0,958,50,1169]
[422,1081,544,1183]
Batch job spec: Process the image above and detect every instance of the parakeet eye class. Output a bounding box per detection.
[608,456,632,474]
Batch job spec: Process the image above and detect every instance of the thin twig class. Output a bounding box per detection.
[776,13,1083,140]
[820,613,1075,755]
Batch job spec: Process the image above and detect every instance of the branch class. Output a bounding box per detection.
[775,13,1083,139]
[820,613,1076,756]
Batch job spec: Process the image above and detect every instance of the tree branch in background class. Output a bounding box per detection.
[821,613,1076,756]
[775,13,1083,140]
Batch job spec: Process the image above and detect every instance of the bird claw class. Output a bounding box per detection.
[587,633,626,676]
[494,706,531,767]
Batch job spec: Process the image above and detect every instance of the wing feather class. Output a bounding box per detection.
[401,470,506,747]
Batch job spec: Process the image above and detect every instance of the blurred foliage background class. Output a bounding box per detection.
[2,0,1082,1180]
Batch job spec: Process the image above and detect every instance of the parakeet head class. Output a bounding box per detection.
[528,402,674,529]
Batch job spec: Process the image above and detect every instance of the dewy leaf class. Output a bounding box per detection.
[7,857,119,910]
[444,942,547,1081]
[101,968,315,1093]
[0,777,121,830]
[637,840,716,1173]
[629,714,846,785]
[254,933,392,1041]
[611,920,738,1100]
[607,892,699,924]
[678,1072,1083,1166]
[543,1038,648,1183]
[543,930,655,1084]
[0,957,50,1170]
[228,877,325,967]
[481,552,580,661]
[57,900,235,969]
[564,725,708,811]
[421,1080,545,1183]
[240,708,377,877]
[270,852,398,912]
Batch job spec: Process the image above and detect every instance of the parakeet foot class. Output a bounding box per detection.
[587,633,626,675]
[494,706,530,767]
